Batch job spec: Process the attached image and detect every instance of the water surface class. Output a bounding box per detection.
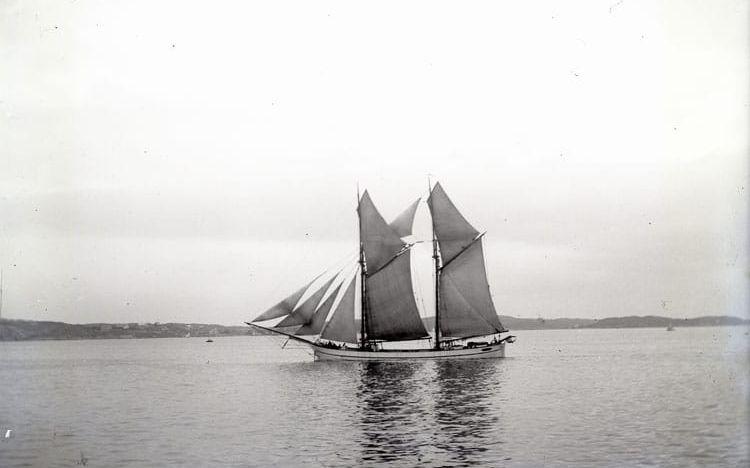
[1,327,748,467]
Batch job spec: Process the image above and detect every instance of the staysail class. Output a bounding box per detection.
[320,275,357,343]
[428,183,506,338]
[252,273,323,322]
[276,275,338,327]
[295,280,344,335]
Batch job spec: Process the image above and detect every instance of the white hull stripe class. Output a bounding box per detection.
[312,343,505,361]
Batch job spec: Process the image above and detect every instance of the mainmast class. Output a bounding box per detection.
[0,268,3,320]
[428,178,441,350]
[357,185,369,349]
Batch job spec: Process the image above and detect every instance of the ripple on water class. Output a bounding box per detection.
[0,328,748,467]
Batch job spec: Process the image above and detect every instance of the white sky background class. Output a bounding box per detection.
[1,0,747,325]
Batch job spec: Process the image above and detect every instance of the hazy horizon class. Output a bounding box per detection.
[2,1,747,326]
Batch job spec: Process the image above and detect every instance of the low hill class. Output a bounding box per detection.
[1,315,747,341]
[0,319,262,341]
[584,315,749,329]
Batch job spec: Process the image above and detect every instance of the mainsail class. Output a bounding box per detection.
[276,275,338,327]
[320,275,357,343]
[366,250,429,341]
[295,280,344,335]
[428,182,506,338]
[252,273,323,322]
[359,194,429,341]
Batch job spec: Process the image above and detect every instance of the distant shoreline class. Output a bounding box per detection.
[1,315,747,342]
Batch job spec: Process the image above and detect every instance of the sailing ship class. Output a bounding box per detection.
[247,182,515,361]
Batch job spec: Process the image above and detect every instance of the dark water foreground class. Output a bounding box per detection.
[1,327,748,467]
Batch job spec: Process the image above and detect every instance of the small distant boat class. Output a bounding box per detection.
[248,182,515,361]
[666,324,675,331]
[206,339,214,342]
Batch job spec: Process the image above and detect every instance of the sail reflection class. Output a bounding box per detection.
[431,359,506,466]
[355,361,431,465]
[354,359,507,466]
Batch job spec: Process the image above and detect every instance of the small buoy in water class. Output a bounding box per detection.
[206,339,213,343]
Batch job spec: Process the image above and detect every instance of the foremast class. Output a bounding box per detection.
[357,185,370,350]
[429,178,442,350]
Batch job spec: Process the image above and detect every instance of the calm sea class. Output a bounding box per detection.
[0,327,748,467]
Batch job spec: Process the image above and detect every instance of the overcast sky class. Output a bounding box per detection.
[1,0,747,325]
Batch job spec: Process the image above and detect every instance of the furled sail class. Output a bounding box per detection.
[276,275,338,327]
[427,182,479,264]
[252,273,323,322]
[295,281,344,336]
[366,250,430,341]
[389,198,421,238]
[438,239,506,337]
[320,275,357,343]
[358,191,405,273]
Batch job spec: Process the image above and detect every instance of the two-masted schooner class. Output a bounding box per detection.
[247,182,515,361]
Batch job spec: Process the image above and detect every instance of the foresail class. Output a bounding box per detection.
[276,275,337,327]
[428,182,479,264]
[320,275,357,343]
[366,250,430,341]
[389,198,421,238]
[295,281,344,335]
[252,273,323,322]
[438,239,505,338]
[358,191,405,273]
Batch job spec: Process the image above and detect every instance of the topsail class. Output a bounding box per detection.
[428,182,480,264]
